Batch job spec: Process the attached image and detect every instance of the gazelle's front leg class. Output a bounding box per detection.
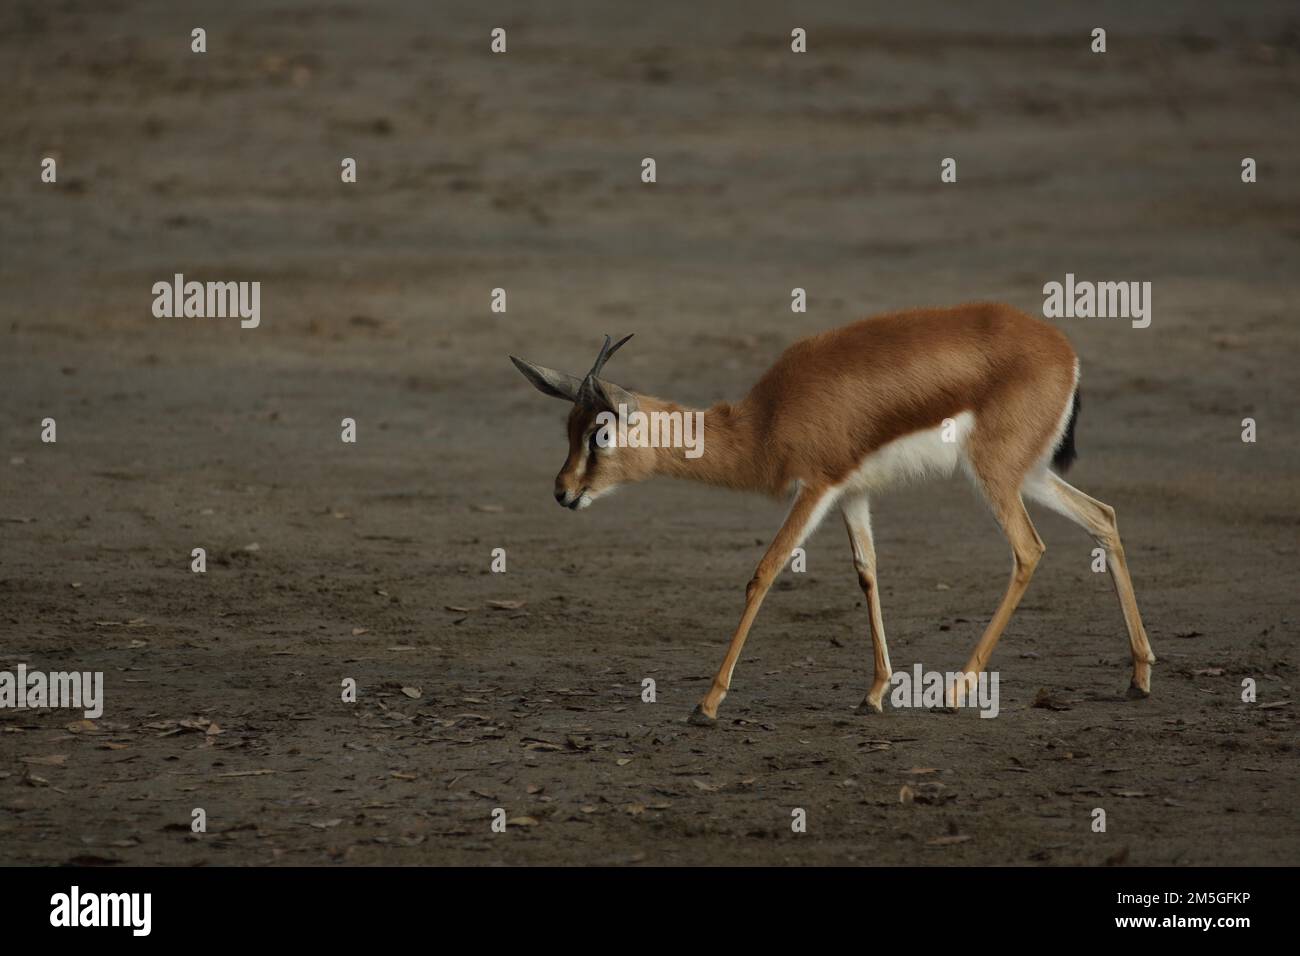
[691,484,837,724]
[841,494,892,713]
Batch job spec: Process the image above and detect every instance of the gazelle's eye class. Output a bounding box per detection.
[588,431,601,454]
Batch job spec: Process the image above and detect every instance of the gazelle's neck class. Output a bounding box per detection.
[643,396,773,495]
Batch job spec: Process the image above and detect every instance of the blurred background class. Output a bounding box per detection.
[0,1,1296,865]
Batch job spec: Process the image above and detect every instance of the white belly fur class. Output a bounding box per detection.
[839,411,976,494]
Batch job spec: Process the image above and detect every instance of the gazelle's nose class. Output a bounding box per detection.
[554,489,567,505]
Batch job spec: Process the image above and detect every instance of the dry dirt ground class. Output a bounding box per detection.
[1,0,1297,866]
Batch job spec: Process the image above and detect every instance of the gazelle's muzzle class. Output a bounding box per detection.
[555,486,591,510]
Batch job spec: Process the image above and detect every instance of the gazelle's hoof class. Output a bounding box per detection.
[855,697,884,715]
[945,675,978,709]
[687,704,717,727]
[1125,681,1150,700]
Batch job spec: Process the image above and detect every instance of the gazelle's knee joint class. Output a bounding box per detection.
[853,560,877,594]
[1095,504,1124,552]
[1014,541,1045,581]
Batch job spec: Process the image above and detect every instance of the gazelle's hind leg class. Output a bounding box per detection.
[949,488,1045,705]
[1023,469,1155,696]
[841,494,892,713]
[949,399,1057,706]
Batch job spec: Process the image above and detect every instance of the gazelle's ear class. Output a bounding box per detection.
[594,378,639,415]
[510,356,582,402]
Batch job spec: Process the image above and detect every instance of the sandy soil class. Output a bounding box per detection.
[1,0,1297,865]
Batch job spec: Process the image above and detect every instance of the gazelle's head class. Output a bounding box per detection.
[511,334,652,510]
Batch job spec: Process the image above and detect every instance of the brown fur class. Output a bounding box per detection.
[555,303,1077,502]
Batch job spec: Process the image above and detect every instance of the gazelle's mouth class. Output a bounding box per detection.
[557,487,592,510]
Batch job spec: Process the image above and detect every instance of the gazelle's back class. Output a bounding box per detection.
[740,303,1078,491]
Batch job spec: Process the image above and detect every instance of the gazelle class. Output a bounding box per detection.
[510,304,1155,724]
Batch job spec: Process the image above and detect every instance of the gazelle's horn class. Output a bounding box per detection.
[577,333,633,406]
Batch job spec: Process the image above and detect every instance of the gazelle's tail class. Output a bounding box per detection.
[1051,388,1080,473]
